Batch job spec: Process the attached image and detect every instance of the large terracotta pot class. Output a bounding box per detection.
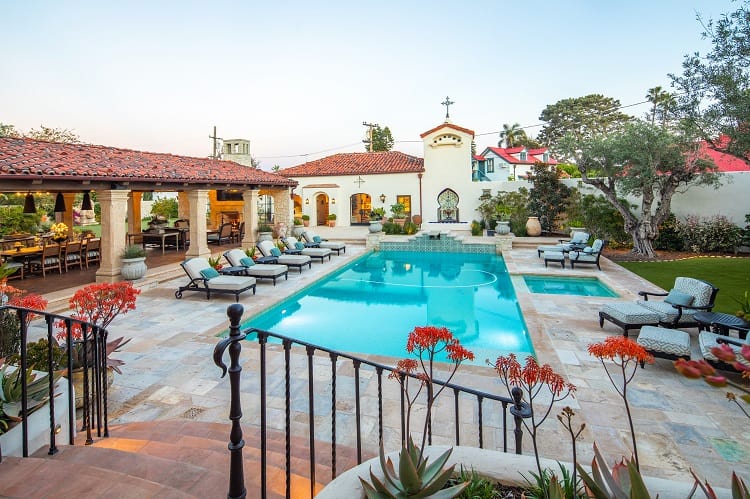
[526,216,542,236]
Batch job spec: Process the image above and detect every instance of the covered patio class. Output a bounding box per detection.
[0,136,297,283]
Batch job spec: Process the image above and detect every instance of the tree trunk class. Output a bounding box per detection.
[630,227,657,258]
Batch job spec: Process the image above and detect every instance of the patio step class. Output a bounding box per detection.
[0,420,358,498]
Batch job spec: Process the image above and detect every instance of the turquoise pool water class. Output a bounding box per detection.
[523,275,618,297]
[245,251,533,364]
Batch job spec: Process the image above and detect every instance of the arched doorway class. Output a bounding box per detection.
[350,193,372,225]
[437,188,459,222]
[315,194,329,226]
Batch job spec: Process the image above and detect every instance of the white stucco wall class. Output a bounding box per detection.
[295,172,421,226]
[421,125,474,222]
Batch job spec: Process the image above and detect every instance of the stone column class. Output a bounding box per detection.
[243,189,259,247]
[272,188,292,236]
[96,189,130,283]
[185,190,211,259]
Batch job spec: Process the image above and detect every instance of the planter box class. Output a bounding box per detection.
[0,375,73,457]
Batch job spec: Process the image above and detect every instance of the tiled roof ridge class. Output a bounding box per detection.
[282,150,425,177]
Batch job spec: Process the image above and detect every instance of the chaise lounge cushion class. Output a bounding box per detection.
[257,240,312,271]
[599,302,660,336]
[636,325,691,359]
[177,257,256,301]
[223,249,289,284]
[302,231,346,254]
[698,331,750,369]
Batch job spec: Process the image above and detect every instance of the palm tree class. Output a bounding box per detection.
[645,86,673,126]
[498,123,524,148]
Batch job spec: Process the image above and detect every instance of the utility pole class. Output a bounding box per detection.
[362,121,378,152]
[209,126,223,160]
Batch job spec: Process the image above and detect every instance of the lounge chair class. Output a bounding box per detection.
[569,239,605,270]
[301,231,346,255]
[175,257,256,301]
[537,231,590,257]
[600,277,718,335]
[257,240,312,273]
[637,277,719,328]
[635,325,691,362]
[223,249,288,285]
[281,236,332,263]
[698,332,750,371]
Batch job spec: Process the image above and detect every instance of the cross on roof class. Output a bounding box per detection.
[354,176,366,187]
[441,96,454,120]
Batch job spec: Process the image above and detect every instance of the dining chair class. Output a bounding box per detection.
[84,238,101,268]
[63,241,83,272]
[29,244,62,277]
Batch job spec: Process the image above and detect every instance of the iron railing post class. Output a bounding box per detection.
[509,386,531,455]
[213,303,247,499]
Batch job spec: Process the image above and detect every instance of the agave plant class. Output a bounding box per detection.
[360,436,466,498]
[0,359,60,424]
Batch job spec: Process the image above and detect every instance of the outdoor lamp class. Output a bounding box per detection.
[23,192,37,214]
[54,192,67,213]
[331,198,336,204]
[81,191,93,211]
[379,194,386,203]
[305,198,309,205]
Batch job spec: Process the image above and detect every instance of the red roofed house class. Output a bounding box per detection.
[474,146,558,181]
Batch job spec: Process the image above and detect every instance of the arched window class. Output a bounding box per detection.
[437,189,459,222]
[350,193,372,224]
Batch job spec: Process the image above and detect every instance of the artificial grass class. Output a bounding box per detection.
[618,257,750,315]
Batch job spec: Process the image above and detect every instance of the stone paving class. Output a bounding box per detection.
[32,232,750,489]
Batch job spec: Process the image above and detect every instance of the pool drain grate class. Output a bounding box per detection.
[182,407,205,419]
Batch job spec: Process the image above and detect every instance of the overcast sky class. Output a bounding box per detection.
[1,0,735,169]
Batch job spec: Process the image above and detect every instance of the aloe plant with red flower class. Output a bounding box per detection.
[361,325,474,498]
[493,353,576,479]
[587,336,653,471]
[0,282,48,359]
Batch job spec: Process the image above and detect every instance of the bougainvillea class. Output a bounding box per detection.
[588,336,653,470]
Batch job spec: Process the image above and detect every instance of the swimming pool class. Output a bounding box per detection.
[245,251,533,364]
[523,275,618,297]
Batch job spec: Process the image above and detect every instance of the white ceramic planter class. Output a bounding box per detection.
[120,257,147,280]
[316,446,725,498]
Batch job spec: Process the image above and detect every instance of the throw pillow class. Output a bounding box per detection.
[240,257,255,267]
[295,242,306,250]
[313,236,321,243]
[665,289,694,307]
[270,247,281,257]
[583,247,594,254]
[200,267,220,280]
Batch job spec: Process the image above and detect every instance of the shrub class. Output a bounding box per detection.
[382,222,403,234]
[679,214,743,253]
[579,194,630,248]
[470,220,482,236]
[654,213,684,251]
[527,163,571,233]
[403,222,418,235]
[301,214,310,221]
[121,245,146,259]
[150,197,178,219]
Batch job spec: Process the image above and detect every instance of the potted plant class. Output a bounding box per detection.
[301,214,310,227]
[120,244,147,280]
[50,222,68,242]
[390,203,407,227]
[257,224,274,242]
[244,247,258,261]
[327,213,337,227]
[368,208,385,233]
[208,256,223,271]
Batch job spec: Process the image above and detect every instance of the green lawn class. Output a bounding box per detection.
[618,257,750,315]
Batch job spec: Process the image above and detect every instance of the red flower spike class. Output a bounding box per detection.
[710,344,737,363]
[675,359,703,379]
[740,344,750,362]
[704,375,728,388]
[588,336,654,365]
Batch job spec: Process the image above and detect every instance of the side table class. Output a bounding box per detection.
[694,311,749,340]
[219,266,248,276]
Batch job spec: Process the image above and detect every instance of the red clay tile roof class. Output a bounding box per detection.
[483,146,558,165]
[700,140,750,172]
[420,122,475,138]
[0,137,296,188]
[281,151,424,177]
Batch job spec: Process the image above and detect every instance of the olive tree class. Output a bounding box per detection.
[562,121,721,257]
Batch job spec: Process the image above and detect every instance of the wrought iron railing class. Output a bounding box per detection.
[215,303,528,499]
[0,305,109,461]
